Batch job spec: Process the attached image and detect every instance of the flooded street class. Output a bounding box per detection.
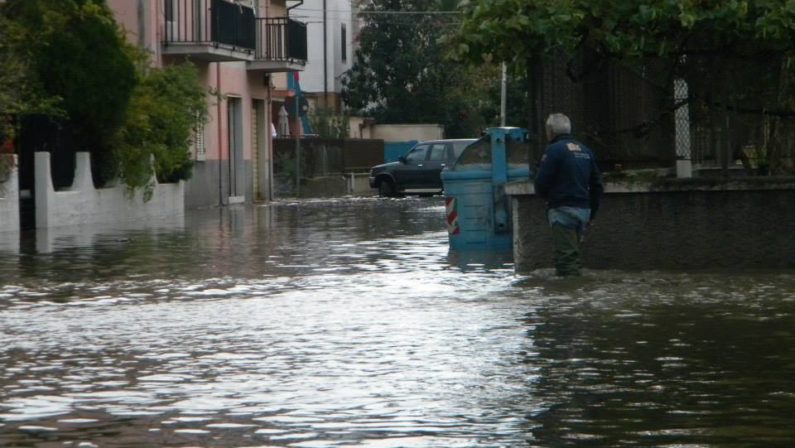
[2,197,795,447]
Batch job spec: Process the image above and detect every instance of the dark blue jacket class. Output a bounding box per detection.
[534,134,604,219]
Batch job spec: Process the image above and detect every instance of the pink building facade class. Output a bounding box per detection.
[107,0,306,207]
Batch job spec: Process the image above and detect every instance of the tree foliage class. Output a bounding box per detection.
[0,9,61,150]
[341,0,525,137]
[116,55,208,199]
[3,0,137,185]
[450,0,795,109]
[2,0,207,191]
[451,0,795,172]
[309,108,350,139]
[452,1,795,65]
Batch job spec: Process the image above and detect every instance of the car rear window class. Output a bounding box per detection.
[451,140,476,159]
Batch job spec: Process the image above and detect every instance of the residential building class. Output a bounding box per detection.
[108,0,307,207]
[289,0,353,113]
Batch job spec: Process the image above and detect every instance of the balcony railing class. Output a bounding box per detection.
[162,0,306,70]
[250,17,307,70]
[163,0,255,61]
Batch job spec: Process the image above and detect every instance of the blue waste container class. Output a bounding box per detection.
[441,127,532,252]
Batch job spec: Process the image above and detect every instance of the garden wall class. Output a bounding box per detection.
[35,152,184,229]
[507,178,795,272]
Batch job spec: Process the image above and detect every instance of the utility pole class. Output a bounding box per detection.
[294,96,301,196]
[323,0,328,108]
[500,62,507,127]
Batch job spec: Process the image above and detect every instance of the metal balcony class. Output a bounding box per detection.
[162,0,256,62]
[248,18,308,72]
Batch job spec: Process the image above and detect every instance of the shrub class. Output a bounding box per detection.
[116,59,208,199]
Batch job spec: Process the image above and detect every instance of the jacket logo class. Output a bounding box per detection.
[566,143,581,152]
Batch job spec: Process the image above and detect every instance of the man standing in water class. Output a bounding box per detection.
[534,113,603,277]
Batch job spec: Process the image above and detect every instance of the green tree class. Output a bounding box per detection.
[342,0,522,137]
[0,14,30,135]
[451,0,795,172]
[4,0,137,185]
[0,13,26,178]
[0,8,62,146]
[450,1,795,66]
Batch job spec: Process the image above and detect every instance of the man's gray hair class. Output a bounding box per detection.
[545,113,571,137]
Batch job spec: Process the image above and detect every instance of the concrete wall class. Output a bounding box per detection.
[350,120,445,142]
[186,160,222,209]
[35,152,184,229]
[0,155,19,233]
[508,179,795,272]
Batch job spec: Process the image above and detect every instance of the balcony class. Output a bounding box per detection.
[162,0,256,62]
[248,18,308,72]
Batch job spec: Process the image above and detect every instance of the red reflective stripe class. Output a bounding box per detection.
[447,210,457,225]
[446,197,460,235]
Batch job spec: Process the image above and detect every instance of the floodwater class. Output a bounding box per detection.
[1,197,795,447]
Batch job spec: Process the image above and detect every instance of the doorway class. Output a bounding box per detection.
[251,99,269,202]
[227,96,244,203]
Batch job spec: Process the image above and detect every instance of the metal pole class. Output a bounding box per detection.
[500,62,507,127]
[723,112,730,177]
[323,0,328,107]
[294,96,301,196]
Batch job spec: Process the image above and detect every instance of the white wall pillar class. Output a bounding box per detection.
[34,152,54,228]
[0,155,20,234]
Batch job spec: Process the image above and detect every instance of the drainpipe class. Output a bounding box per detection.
[266,75,273,201]
[217,62,224,206]
[323,0,328,107]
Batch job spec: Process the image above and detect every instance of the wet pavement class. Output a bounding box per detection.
[1,197,795,447]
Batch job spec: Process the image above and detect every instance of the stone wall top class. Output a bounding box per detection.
[505,177,795,196]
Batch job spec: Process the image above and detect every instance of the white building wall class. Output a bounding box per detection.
[292,0,353,97]
[369,124,445,142]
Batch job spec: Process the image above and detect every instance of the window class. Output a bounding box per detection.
[455,137,491,166]
[429,144,446,162]
[341,23,347,62]
[452,140,475,160]
[405,145,428,163]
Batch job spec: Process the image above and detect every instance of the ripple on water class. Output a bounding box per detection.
[2,200,795,446]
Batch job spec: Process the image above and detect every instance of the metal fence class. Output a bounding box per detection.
[535,57,674,171]
[273,138,384,196]
[535,54,795,175]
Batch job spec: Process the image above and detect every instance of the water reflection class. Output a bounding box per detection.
[1,197,795,447]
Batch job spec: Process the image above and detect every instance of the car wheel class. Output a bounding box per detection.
[378,179,398,197]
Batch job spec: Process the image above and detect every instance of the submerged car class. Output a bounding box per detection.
[369,139,476,197]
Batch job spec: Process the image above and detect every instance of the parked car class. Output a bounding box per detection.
[369,139,476,197]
